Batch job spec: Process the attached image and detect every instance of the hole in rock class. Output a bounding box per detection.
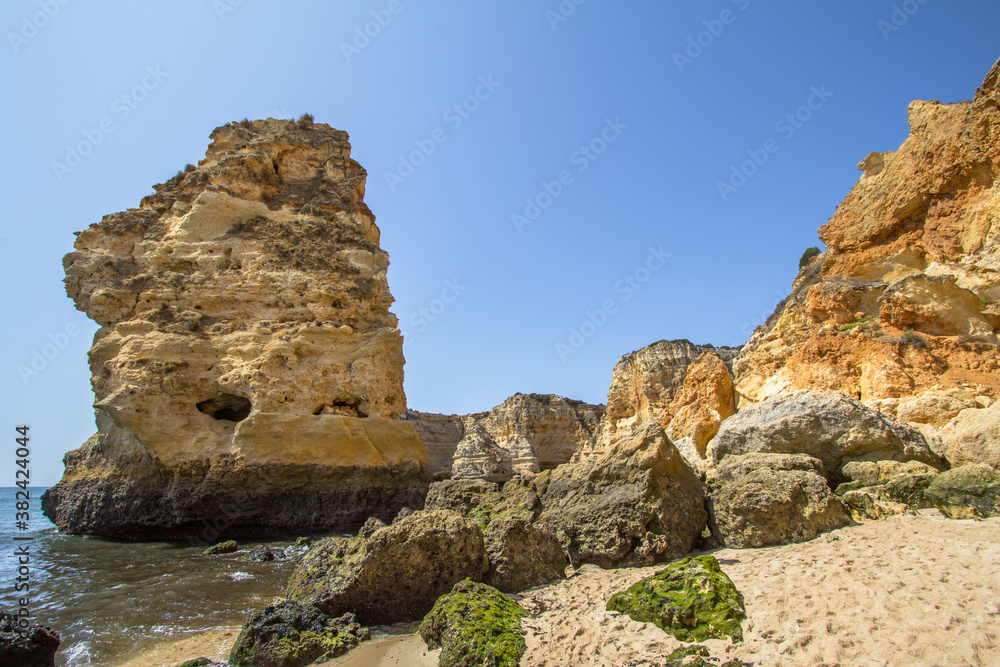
[197,394,252,422]
[313,401,368,418]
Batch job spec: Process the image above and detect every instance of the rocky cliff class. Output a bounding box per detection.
[733,58,1000,418]
[405,393,604,480]
[42,117,430,541]
[576,339,740,469]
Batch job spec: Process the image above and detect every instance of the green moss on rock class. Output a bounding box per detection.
[203,540,237,555]
[664,644,754,666]
[925,464,1000,518]
[418,579,527,667]
[606,555,746,642]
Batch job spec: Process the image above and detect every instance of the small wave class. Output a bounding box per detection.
[229,571,254,581]
[63,640,92,665]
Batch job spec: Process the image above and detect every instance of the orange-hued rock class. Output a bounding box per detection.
[733,58,1000,435]
[42,118,430,540]
[665,353,736,471]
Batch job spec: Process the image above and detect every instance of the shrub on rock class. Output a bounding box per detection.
[606,555,746,642]
[418,579,527,667]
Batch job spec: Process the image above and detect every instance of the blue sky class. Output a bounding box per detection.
[2,1,998,485]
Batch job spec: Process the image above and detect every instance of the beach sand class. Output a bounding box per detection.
[118,513,1000,667]
[518,512,1000,667]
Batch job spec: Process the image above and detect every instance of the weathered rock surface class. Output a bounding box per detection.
[710,391,943,480]
[484,518,567,593]
[665,353,737,471]
[732,58,1000,412]
[711,463,850,548]
[418,579,527,667]
[229,601,369,667]
[606,555,746,642]
[935,401,1000,470]
[580,341,739,458]
[0,612,60,667]
[538,421,707,568]
[286,510,488,625]
[42,118,430,540]
[711,452,828,486]
[924,464,1000,519]
[407,394,604,479]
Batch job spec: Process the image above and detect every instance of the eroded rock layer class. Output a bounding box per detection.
[733,59,1000,418]
[42,118,430,540]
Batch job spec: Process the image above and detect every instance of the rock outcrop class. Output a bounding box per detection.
[42,118,430,540]
[710,390,944,480]
[287,510,489,625]
[406,394,604,479]
[578,340,739,466]
[731,57,1000,443]
[0,612,60,667]
[538,421,707,568]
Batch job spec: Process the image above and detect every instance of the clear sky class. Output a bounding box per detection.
[2,1,998,485]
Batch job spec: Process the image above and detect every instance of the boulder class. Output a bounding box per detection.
[423,478,542,529]
[424,480,502,516]
[0,612,60,667]
[538,421,706,568]
[710,390,943,480]
[664,352,736,471]
[710,464,850,548]
[924,464,1000,519]
[937,401,1000,470]
[203,540,238,555]
[286,510,489,624]
[228,601,369,667]
[606,555,746,642]
[834,460,940,521]
[418,579,527,667]
[484,518,567,593]
[712,452,828,486]
[242,546,286,562]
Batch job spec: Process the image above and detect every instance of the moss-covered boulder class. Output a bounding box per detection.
[203,540,238,555]
[606,555,746,642]
[924,464,1000,518]
[287,510,488,625]
[228,600,369,667]
[176,659,221,667]
[418,579,527,667]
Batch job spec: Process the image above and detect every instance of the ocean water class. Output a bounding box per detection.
[0,488,300,666]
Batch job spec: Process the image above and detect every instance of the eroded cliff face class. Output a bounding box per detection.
[405,394,604,480]
[42,118,430,540]
[576,340,740,468]
[733,58,1000,415]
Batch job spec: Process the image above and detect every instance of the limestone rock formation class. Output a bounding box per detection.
[287,510,489,625]
[710,390,944,480]
[934,400,1000,470]
[710,461,851,548]
[42,118,430,540]
[578,340,739,464]
[483,518,567,593]
[537,421,707,568]
[732,58,1000,429]
[406,393,604,479]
